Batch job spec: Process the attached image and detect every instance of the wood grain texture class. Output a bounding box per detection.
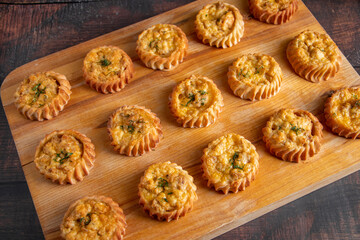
[0,0,359,240]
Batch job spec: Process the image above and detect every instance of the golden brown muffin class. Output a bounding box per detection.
[262,109,323,162]
[169,75,224,128]
[324,87,360,139]
[138,161,197,222]
[287,30,342,83]
[227,54,282,100]
[136,24,188,71]
[107,105,163,156]
[194,1,244,48]
[34,130,95,185]
[201,133,259,194]
[14,71,71,121]
[83,45,134,94]
[60,196,126,240]
[248,0,298,24]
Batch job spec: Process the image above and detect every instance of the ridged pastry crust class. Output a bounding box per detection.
[287,30,342,83]
[107,105,163,156]
[201,133,259,194]
[136,24,188,71]
[83,45,134,94]
[324,87,360,139]
[60,196,126,240]
[262,109,323,162]
[34,129,95,185]
[14,71,71,121]
[194,1,244,48]
[248,0,298,24]
[169,75,224,128]
[227,54,282,101]
[138,161,197,222]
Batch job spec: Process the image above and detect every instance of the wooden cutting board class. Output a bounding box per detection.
[1,0,360,239]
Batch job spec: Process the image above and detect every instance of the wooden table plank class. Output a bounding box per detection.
[0,1,359,239]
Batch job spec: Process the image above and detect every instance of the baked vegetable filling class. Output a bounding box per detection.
[293,31,339,64]
[16,73,59,108]
[255,0,293,12]
[267,109,315,149]
[35,133,83,178]
[84,46,128,82]
[197,2,236,38]
[62,199,118,239]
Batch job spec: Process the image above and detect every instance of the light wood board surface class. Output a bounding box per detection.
[1,0,360,239]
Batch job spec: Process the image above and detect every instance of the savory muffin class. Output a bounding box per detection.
[107,105,163,156]
[14,71,71,121]
[60,196,127,240]
[83,45,134,94]
[324,87,360,139]
[227,54,282,100]
[194,1,244,48]
[287,30,342,83]
[34,129,95,185]
[169,75,224,128]
[248,0,298,24]
[262,108,323,162]
[201,133,259,194]
[136,24,188,71]
[138,161,197,222]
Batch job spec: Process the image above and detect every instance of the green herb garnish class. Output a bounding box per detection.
[127,124,135,134]
[31,83,46,104]
[100,59,111,67]
[255,66,264,74]
[168,192,173,195]
[198,90,207,95]
[78,213,92,226]
[53,151,73,165]
[183,93,195,107]
[158,178,168,188]
[290,124,304,135]
[230,152,244,170]
[163,198,168,202]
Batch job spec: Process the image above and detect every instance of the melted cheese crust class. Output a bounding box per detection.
[254,0,294,12]
[233,54,281,86]
[196,2,237,38]
[291,31,340,65]
[139,161,196,214]
[265,109,315,150]
[35,133,83,180]
[172,75,222,118]
[328,88,360,131]
[137,24,187,58]
[109,107,157,146]
[61,198,119,240]
[202,134,258,186]
[15,72,59,108]
[83,46,130,82]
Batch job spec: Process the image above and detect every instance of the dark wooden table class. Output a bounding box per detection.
[0,0,359,239]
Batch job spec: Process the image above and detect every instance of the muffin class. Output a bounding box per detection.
[194,1,244,48]
[60,196,127,240]
[248,0,298,24]
[324,87,360,139]
[34,129,95,185]
[138,161,198,222]
[201,133,259,194]
[14,71,71,121]
[136,24,188,71]
[83,45,134,94]
[287,30,342,83]
[262,108,323,162]
[227,54,282,100]
[107,105,163,156]
[169,75,224,128]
